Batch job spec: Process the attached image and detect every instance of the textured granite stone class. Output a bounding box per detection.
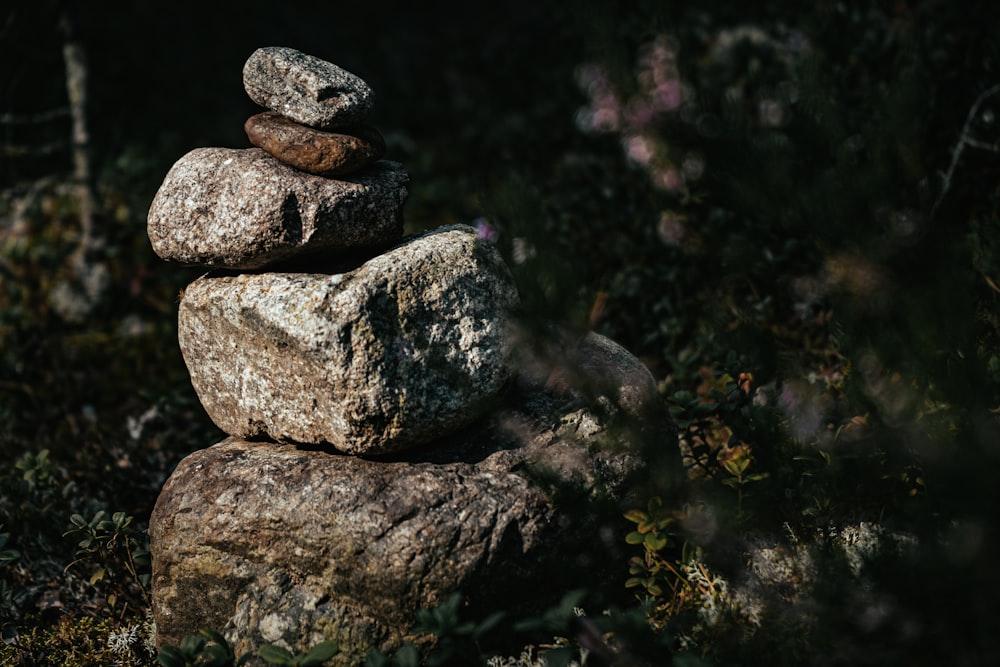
[244,112,385,177]
[149,366,666,665]
[146,148,408,269]
[555,332,664,419]
[243,47,374,129]
[177,225,520,455]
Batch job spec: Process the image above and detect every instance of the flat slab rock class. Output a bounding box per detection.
[245,112,385,177]
[178,225,519,455]
[149,363,667,665]
[146,148,408,269]
[243,47,374,129]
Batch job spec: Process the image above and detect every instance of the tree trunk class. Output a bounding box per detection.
[60,5,99,261]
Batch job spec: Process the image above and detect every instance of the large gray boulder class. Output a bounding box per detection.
[149,359,670,665]
[243,47,375,129]
[178,225,519,455]
[147,149,408,269]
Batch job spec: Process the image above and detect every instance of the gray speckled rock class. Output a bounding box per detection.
[178,225,519,454]
[149,368,660,665]
[243,47,374,129]
[146,148,408,269]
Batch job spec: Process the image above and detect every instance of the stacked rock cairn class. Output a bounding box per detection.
[147,46,518,456]
[145,47,674,664]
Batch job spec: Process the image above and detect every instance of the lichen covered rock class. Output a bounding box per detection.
[243,46,375,129]
[146,148,408,269]
[177,225,519,454]
[149,367,663,665]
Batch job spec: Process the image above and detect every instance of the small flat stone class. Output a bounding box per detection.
[146,148,408,269]
[243,47,374,129]
[244,112,385,177]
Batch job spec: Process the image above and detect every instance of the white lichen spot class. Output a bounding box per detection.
[259,612,289,642]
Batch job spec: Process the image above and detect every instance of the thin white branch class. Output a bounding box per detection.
[60,7,100,263]
[931,82,1000,219]
[962,137,999,152]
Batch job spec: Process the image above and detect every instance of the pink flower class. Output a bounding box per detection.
[473,217,497,242]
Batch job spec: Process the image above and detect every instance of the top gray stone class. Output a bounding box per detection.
[243,47,375,129]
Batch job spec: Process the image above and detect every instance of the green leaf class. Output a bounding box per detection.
[625,531,644,545]
[723,458,749,477]
[89,567,106,585]
[644,532,668,551]
[300,640,340,666]
[625,577,644,588]
[453,620,476,636]
[473,611,506,639]
[258,644,295,664]
[180,633,207,657]
[364,647,390,667]
[202,643,232,667]
[671,390,694,404]
[200,628,230,648]
[623,509,647,524]
[157,645,186,667]
[393,644,420,667]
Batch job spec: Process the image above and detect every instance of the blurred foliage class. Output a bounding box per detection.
[2,0,1000,665]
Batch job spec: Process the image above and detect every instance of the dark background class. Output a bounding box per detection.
[4,1,1000,664]
[2,1,596,228]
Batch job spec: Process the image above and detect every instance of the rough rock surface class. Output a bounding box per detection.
[178,225,519,454]
[527,331,664,421]
[245,112,385,177]
[150,364,669,665]
[243,47,374,129]
[146,148,408,269]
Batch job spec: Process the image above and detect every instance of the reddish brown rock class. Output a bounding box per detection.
[244,112,385,177]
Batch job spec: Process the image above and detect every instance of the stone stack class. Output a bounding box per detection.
[147,46,518,456]
[146,47,678,665]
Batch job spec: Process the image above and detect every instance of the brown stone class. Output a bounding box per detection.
[244,112,385,177]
